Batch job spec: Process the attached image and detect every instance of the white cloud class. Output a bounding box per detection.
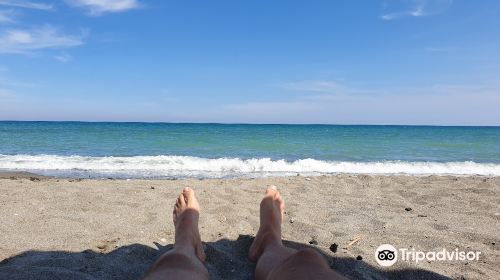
[0,9,16,23]
[0,0,53,10]
[54,53,73,62]
[381,0,452,20]
[0,25,83,54]
[67,0,141,16]
[219,82,500,125]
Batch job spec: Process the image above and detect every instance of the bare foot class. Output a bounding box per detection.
[173,187,206,262]
[249,185,285,261]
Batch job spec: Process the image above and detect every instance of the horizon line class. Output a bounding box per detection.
[0,120,499,127]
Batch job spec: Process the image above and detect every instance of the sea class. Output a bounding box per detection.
[0,121,499,178]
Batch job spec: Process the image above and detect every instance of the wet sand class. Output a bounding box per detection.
[0,174,499,279]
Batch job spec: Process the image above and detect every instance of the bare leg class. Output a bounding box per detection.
[249,186,346,280]
[144,187,208,280]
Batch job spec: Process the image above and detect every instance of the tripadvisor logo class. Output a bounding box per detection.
[375,244,481,267]
[375,244,398,267]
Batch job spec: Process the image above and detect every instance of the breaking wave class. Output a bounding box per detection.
[0,154,499,178]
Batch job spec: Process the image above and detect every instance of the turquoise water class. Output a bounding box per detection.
[0,121,499,177]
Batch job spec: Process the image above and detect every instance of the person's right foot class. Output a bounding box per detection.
[249,185,285,261]
[173,187,206,262]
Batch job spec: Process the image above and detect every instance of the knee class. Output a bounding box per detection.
[281,248,330,270]
[267,248,336,280]
[294,248,328,264]
[145,251,208,280]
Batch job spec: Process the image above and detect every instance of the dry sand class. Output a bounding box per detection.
[0,173,499,279]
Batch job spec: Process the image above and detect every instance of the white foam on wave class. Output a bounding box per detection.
[0,154,499,178]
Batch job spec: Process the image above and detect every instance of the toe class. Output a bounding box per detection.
[273,191,281,200]
[183,187,195,199]
[183,187,200,209]
[278,197,285,218]
[266,185,278,196]
[178,194,186,207]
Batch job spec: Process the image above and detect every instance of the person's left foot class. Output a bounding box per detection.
[173,187,206,262]
[249,185,285,261]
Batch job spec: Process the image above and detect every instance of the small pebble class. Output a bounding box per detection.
[356,255,363,261]
[329,243,338,253]
[405,207,412,211]
[150,186,155,189]
[417,214,427,217]
[309,239,318,245]
[289,218,294,224]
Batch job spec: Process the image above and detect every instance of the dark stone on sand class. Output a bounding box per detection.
[150,186,155,190]
[309,239,318,245]
[417,214,427,217]
[289,218,294,223]
[405,207,412,211]
[330,243,338,253]
[356,255,363,261]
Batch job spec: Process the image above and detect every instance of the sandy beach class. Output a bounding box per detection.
[0,173,499,279]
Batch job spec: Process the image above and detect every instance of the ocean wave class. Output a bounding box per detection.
[0,154,499,178]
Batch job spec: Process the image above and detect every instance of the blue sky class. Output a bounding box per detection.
[0,0,499,125]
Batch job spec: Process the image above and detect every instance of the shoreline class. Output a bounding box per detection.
[1,170,499,180]
[0,174,499,279]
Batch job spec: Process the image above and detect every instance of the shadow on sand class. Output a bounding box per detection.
[0,235,450,280]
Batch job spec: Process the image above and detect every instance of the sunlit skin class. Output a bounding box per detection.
[144,186,346,280]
